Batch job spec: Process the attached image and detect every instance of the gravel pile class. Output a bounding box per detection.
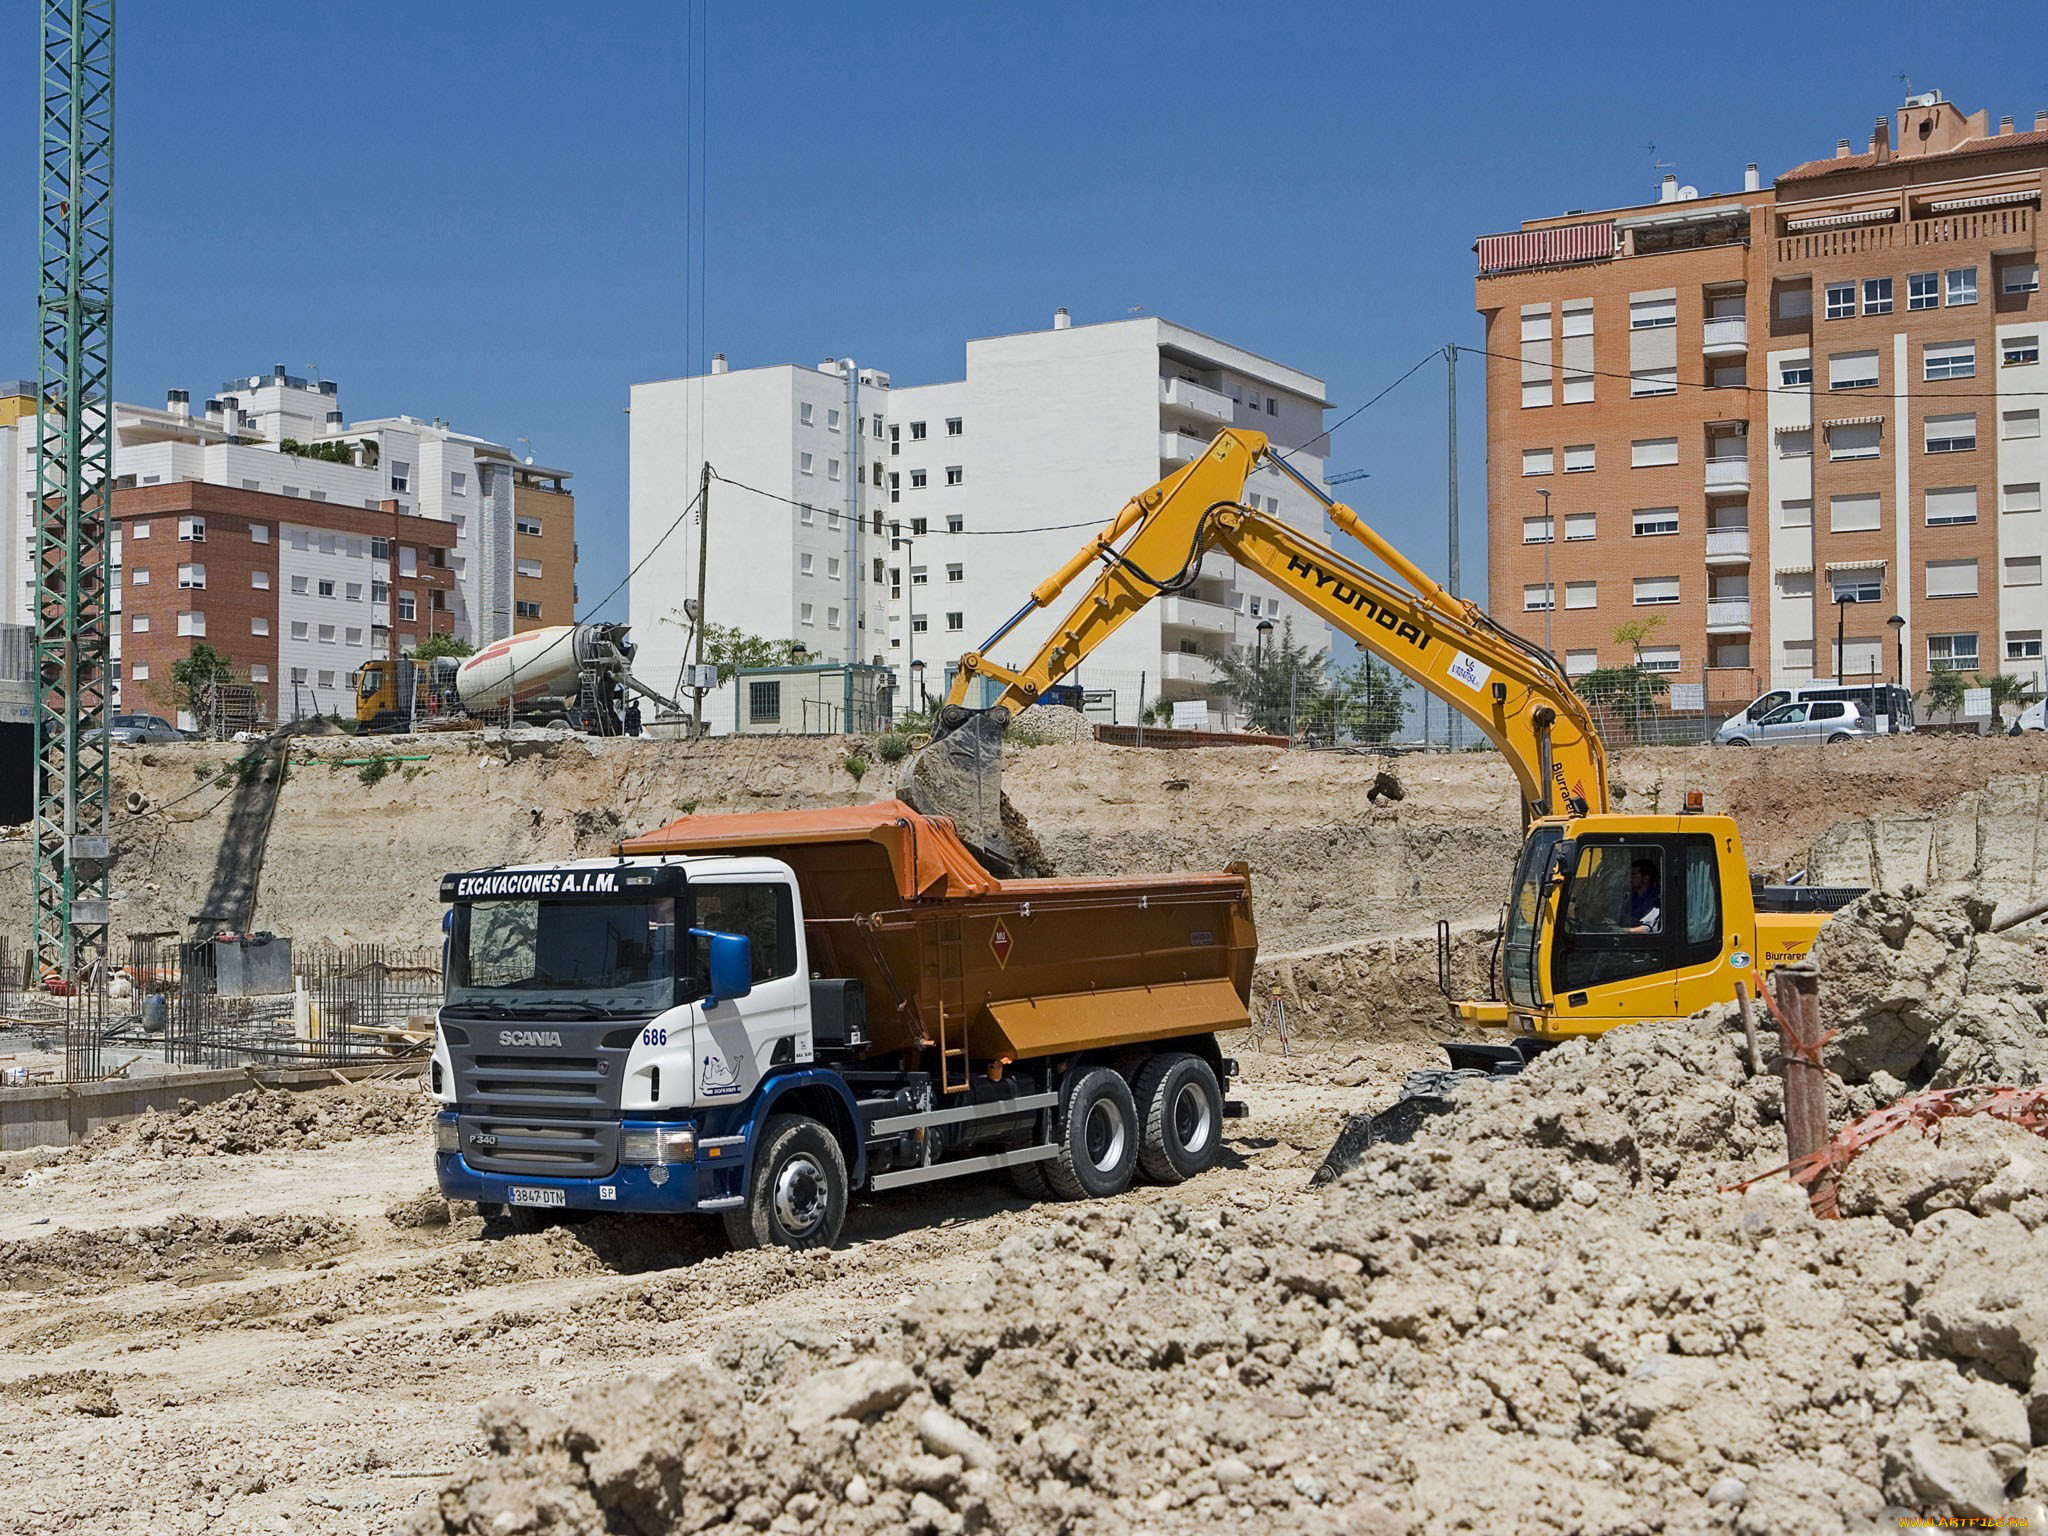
[67,1080,431,1161]
[0,1213,354,1295]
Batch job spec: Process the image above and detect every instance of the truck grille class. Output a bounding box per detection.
[444,1022,637,1180]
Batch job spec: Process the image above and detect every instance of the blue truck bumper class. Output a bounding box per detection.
[434,1114,748,1215]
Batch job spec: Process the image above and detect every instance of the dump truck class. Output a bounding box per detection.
[358,621,677,734]
[428,800,1256,1248]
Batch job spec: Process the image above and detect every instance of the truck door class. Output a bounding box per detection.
[1666,831,1734,1016]
[689,880,807,1102]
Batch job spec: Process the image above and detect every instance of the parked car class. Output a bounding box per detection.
[1714,699,1874,746]
[2012,700,2046,736]
[100,713,188,745]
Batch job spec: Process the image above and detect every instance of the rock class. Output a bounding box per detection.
[1886,1431,2008,1518]
[844,1475,871,1506]
[783,1360,918,1433]
[1704,1477,1747,1508]
[1213,1457,1254,1489]
[917,1406,995,1470]
[72,1385,119,1418]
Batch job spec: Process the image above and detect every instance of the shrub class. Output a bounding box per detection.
[842,754,869,784]
[874,732,910,763]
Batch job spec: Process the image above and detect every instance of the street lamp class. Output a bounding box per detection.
[910,657,927,711]
[1254,617,1274,733]
[1888,613,1907,728]
[1833,593,1854,683]
[1535,487,1553,652]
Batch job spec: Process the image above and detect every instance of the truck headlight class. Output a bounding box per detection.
[435,1118,459,1153]
[622,1126,696,1164]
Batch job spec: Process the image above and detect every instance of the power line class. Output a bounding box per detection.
[1452,341,2048,402]
[706,469,1114,537]
[1279,347,1442,462]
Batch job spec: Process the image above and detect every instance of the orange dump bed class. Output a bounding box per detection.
[620,801,1257,1076]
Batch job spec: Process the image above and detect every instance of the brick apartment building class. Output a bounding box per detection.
[1476,92,2046,713]
[112,483,456,724]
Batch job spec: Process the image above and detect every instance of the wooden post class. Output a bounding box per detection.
[1771,962,1835,1214]
[1734,980,1761,1077]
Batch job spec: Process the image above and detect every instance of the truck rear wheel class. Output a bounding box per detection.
[1045,1066,1139,1200]
[1134,1052,1223,1184]
[722,1115,847,1251]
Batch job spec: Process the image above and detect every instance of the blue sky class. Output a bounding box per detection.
[5,1,2043,630]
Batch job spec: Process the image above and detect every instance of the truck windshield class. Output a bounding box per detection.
[1502,826,1562,1010]
[446,896,676,1017]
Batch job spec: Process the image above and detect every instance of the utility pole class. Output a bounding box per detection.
[842,360,861,733]
[690,459,710,737]
[33,0,115,1019]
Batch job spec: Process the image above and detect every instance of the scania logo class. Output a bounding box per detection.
[468,1131,499,1149]
[497,1029,564,1048]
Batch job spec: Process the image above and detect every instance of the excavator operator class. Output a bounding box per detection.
[1625,859,1664,934]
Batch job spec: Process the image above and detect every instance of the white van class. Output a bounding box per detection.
[1714,681,1915,744]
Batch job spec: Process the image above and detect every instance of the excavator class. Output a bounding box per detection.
[896,427,1861,1175]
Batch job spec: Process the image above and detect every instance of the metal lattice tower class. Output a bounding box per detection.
[33,0,115,984]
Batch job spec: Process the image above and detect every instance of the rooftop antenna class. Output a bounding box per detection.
[517,434,535,465]
[1647,144,1675,175]
[1896,71,1912,101]
[1127,305,1145,315]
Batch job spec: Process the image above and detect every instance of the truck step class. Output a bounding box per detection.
[868,1143,1055,1193]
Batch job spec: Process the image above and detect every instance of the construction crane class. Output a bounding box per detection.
[32,0,115,1053]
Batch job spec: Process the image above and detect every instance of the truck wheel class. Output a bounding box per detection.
[722,1115,847,1251]
[1010,1156,1050,1200]
[1045,1066,1139,1201]
[1133,1052,1223,1184]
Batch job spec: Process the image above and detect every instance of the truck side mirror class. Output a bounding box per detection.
[692,929,754,1006]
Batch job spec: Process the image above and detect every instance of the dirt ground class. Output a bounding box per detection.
[0,1043,1409,1536]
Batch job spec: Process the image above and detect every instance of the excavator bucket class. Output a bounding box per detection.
[896,705,1052,878]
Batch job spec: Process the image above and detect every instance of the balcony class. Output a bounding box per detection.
[1160,651,1220,685]
[1704,528,1751,563]
[1705,455,1750,493]
[1774,204,2032,267]
[1701,315,1748,355]
[1159,377,1233,424]
[1705,598,1752,633]
[1160,430,1211,466]
[1160,594,1235,637]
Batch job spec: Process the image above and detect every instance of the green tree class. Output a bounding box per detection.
[1209,619,1329,736]
[1979,672,2037,729]
[1921,668,1968,723]
[1611,613,1667,664]
[170,642,237,735]
[687,621,806,685]
[1327,655,1409,744]
[407,633,475,662]
[1573,665,1671,744]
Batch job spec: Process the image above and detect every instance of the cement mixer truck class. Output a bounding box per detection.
[357,622,676,734]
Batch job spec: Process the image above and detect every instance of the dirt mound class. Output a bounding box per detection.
[416,1000,2047,1534]
[0,1214,353,1294]
[66,1079,431,1162]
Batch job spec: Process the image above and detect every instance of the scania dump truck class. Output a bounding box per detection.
[429,802,1257,1249]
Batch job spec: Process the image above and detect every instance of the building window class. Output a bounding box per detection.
[248,664,269,684]
[1637,647,1681,674]
[1521,448,1553,476]
[1925,487,1978,526]
[1924,341,1975,381]
[910,566,928,586]
[449,472,467,497]
[799,503,815,525]
[178,517,205,542]
[1862,277,1893,316]
[826,607,841,630]
[318,624,336,643]
[250,524,270,544]
[2005,556,2043,588]
[131,662,148,682]
[129,568,149,586]
[945,611,964,631]
[317,578,336,598]
[945,466,962,487]
[799,403,815,427]
[289,668,308,687]
[1564,650,1597,677]
[2004,409,2042,440]
[1927,633,1980,672]
[1779,499,1813,528]
[910,517,927,536]
[2003,260,2041,295]
[1564,512,1595,541]
[290,621,309,640]
[826,508,841,531]
[826,556,841,580]
[2006,483,2044,514]
[344,581,363,601]
[910,421,928,441]
[911,615,928,634]
[1908,271,1938,310]
[1521,379,1551,409]
[1630,437,1678,468]
[887,473,900,504]
[1830,493,1882,532]
[800,452,815,475]
[1946,267,1978,306]
[2008,631,2043,661]
[827,458,842,481]
[1926,558,1979,598]
[799,602,814,625]
[251,617,269,636]
[1632,508,1679,538]
[370,537,390,560]
[177,611,205,637]
[1629,294,1676,329]
[515,558,542,578]
[1827,350,1878,390]
[1824,282,1856,320]
[1629,367,1676,397]
[282,485,299,500]
[799,552,814,576]
[871,414,884,438]
[1522,583,1555,612]
[945,513,964,533]
[1522,517,1553,545]
[397,594,415,622]
[1779,357,1812,388]
[516,517,543,536]
[1775,282,1812,319]
[747,680,781,724]
[1562,443,1594,473]
[946,563,964,582]
[289,575,309,595]
[1777,429,1813,460]
[1827,421,1881,461]
[345,626,364,646]
[1831,570,1884,604]
[130,615,149,633]
[516,599,542,619]
[1926,413,1977,453]
[177,562,205,588]
[910,470,927,490]
[826,408,841,432]
[2004,335,2041,367]
[944,417,963,437]
[1565,581,1597,610]
[391,461,410,493]
[1632,576,1680,606]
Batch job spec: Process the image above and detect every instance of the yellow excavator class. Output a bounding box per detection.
[898,428,1860,1166]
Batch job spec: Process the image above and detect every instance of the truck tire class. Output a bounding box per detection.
[1133,1052,1223,1184]
[1045,1066,1139,1201]
[722,1115,847,1251]
[1010,1155,1050,1200]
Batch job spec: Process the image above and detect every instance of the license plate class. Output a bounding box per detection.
[508,1186,566,1208]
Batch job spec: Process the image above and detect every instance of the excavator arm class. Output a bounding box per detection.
[904,428,1606,851]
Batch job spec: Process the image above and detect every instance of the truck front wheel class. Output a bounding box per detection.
[1046,1066,1139,1201]
[722,1114,847,1251]
[1134,1052,1224,1184]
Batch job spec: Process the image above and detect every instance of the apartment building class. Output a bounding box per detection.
[629,312,1331,732]
[4,368,574,656]
[1477,92,2046,706]
[109,482,456,725]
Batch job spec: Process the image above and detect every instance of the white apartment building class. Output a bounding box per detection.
[629,313,1331,732]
